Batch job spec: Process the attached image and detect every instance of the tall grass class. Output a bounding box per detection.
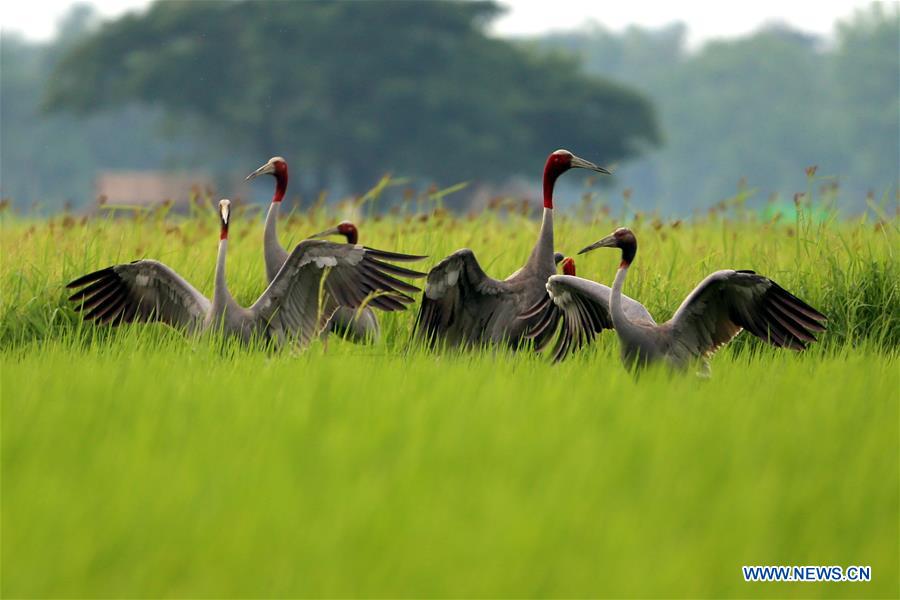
[1,189,898,597]
[3,339,898,597]
[1,193,897,351]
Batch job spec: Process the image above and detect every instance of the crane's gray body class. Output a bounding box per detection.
[326,306,380,342]
[537,265,827,370]
[414,148,611,350]
[263,201,380,343]
[416,208,557,348]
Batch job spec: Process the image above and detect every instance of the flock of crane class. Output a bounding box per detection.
[67,150,827,373]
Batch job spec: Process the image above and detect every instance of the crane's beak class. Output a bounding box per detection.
[306,226,340,240]
[571,155,612,175]
[219,199,231,225]
[245,162,275,181]
[578,233,617,254]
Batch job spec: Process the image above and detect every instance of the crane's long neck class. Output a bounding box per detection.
[610,261,640,341]
[526,160,562,274]
[212,238,237,318]
[273,171,287,204]
[525,207,555,274]
[263,200,285,282]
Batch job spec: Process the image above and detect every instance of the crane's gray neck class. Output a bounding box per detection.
[525,207,555,274]
[263,201,287,283]
[212,238,237,317]
[610,265,639,339]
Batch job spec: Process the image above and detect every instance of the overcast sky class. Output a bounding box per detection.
[0,0,876,46]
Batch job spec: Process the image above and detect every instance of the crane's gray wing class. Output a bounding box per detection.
[251,240,425,346]
[66,260,210,331]
[522,275,652,362]
[413,248,510,347]
[668,269,827,357]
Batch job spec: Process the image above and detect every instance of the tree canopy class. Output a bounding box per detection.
[45,0,660,191]
[537,3,899,212]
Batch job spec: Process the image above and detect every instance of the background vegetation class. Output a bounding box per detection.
[536,3,899,212]
[5,0,658,205]
[2,2,896,213]
[1,188,898,596]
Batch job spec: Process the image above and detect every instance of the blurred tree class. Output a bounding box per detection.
[0,4,206,210]
[44,0,660,193]
[657,26,831,207]
[54,2,100,44]
[537,4,899,213]
[535,22,687,90]
[830,3,900,187]
[0,34,197,209]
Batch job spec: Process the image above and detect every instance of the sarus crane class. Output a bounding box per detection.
[525,227,827,372]
[245,157,425,343]
[306,221,379,343]
[414,149,611,349]
[66,200,426,347]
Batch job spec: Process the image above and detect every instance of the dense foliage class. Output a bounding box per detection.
[0,8,203,209]
[42,0,659,194]
[2,3,895,214]
[536,3,900,211]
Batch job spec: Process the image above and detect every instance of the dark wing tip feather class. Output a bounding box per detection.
[93,294,128,323]
[363,247,429,265]
[82,286,128,321]
[365,257,427,279]
[523,297,556,340]
[368,293,410,312]
[732,276,827,351]
[66,267,115,289]
[68,275,117,302]
[363,266,422,295]
[552,295,610,363]
[66,267,131,322]
[74,280,123,312]
[769,283,827,325]
[66,266,142,326]
[413,298,439,345]
[551,324,575,363]
[764,303,817,342]
[522,284,611,362]
[520,294,551,321]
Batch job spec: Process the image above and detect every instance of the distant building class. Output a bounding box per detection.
[94,171,215,210]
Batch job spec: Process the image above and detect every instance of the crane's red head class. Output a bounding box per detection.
[578,227,637,268]
[336,221,359,245]
[307,220,359,245]
[542,149,611,209]
[218,199,231,240]
[246,156,288,203]
[561,257,576,276]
